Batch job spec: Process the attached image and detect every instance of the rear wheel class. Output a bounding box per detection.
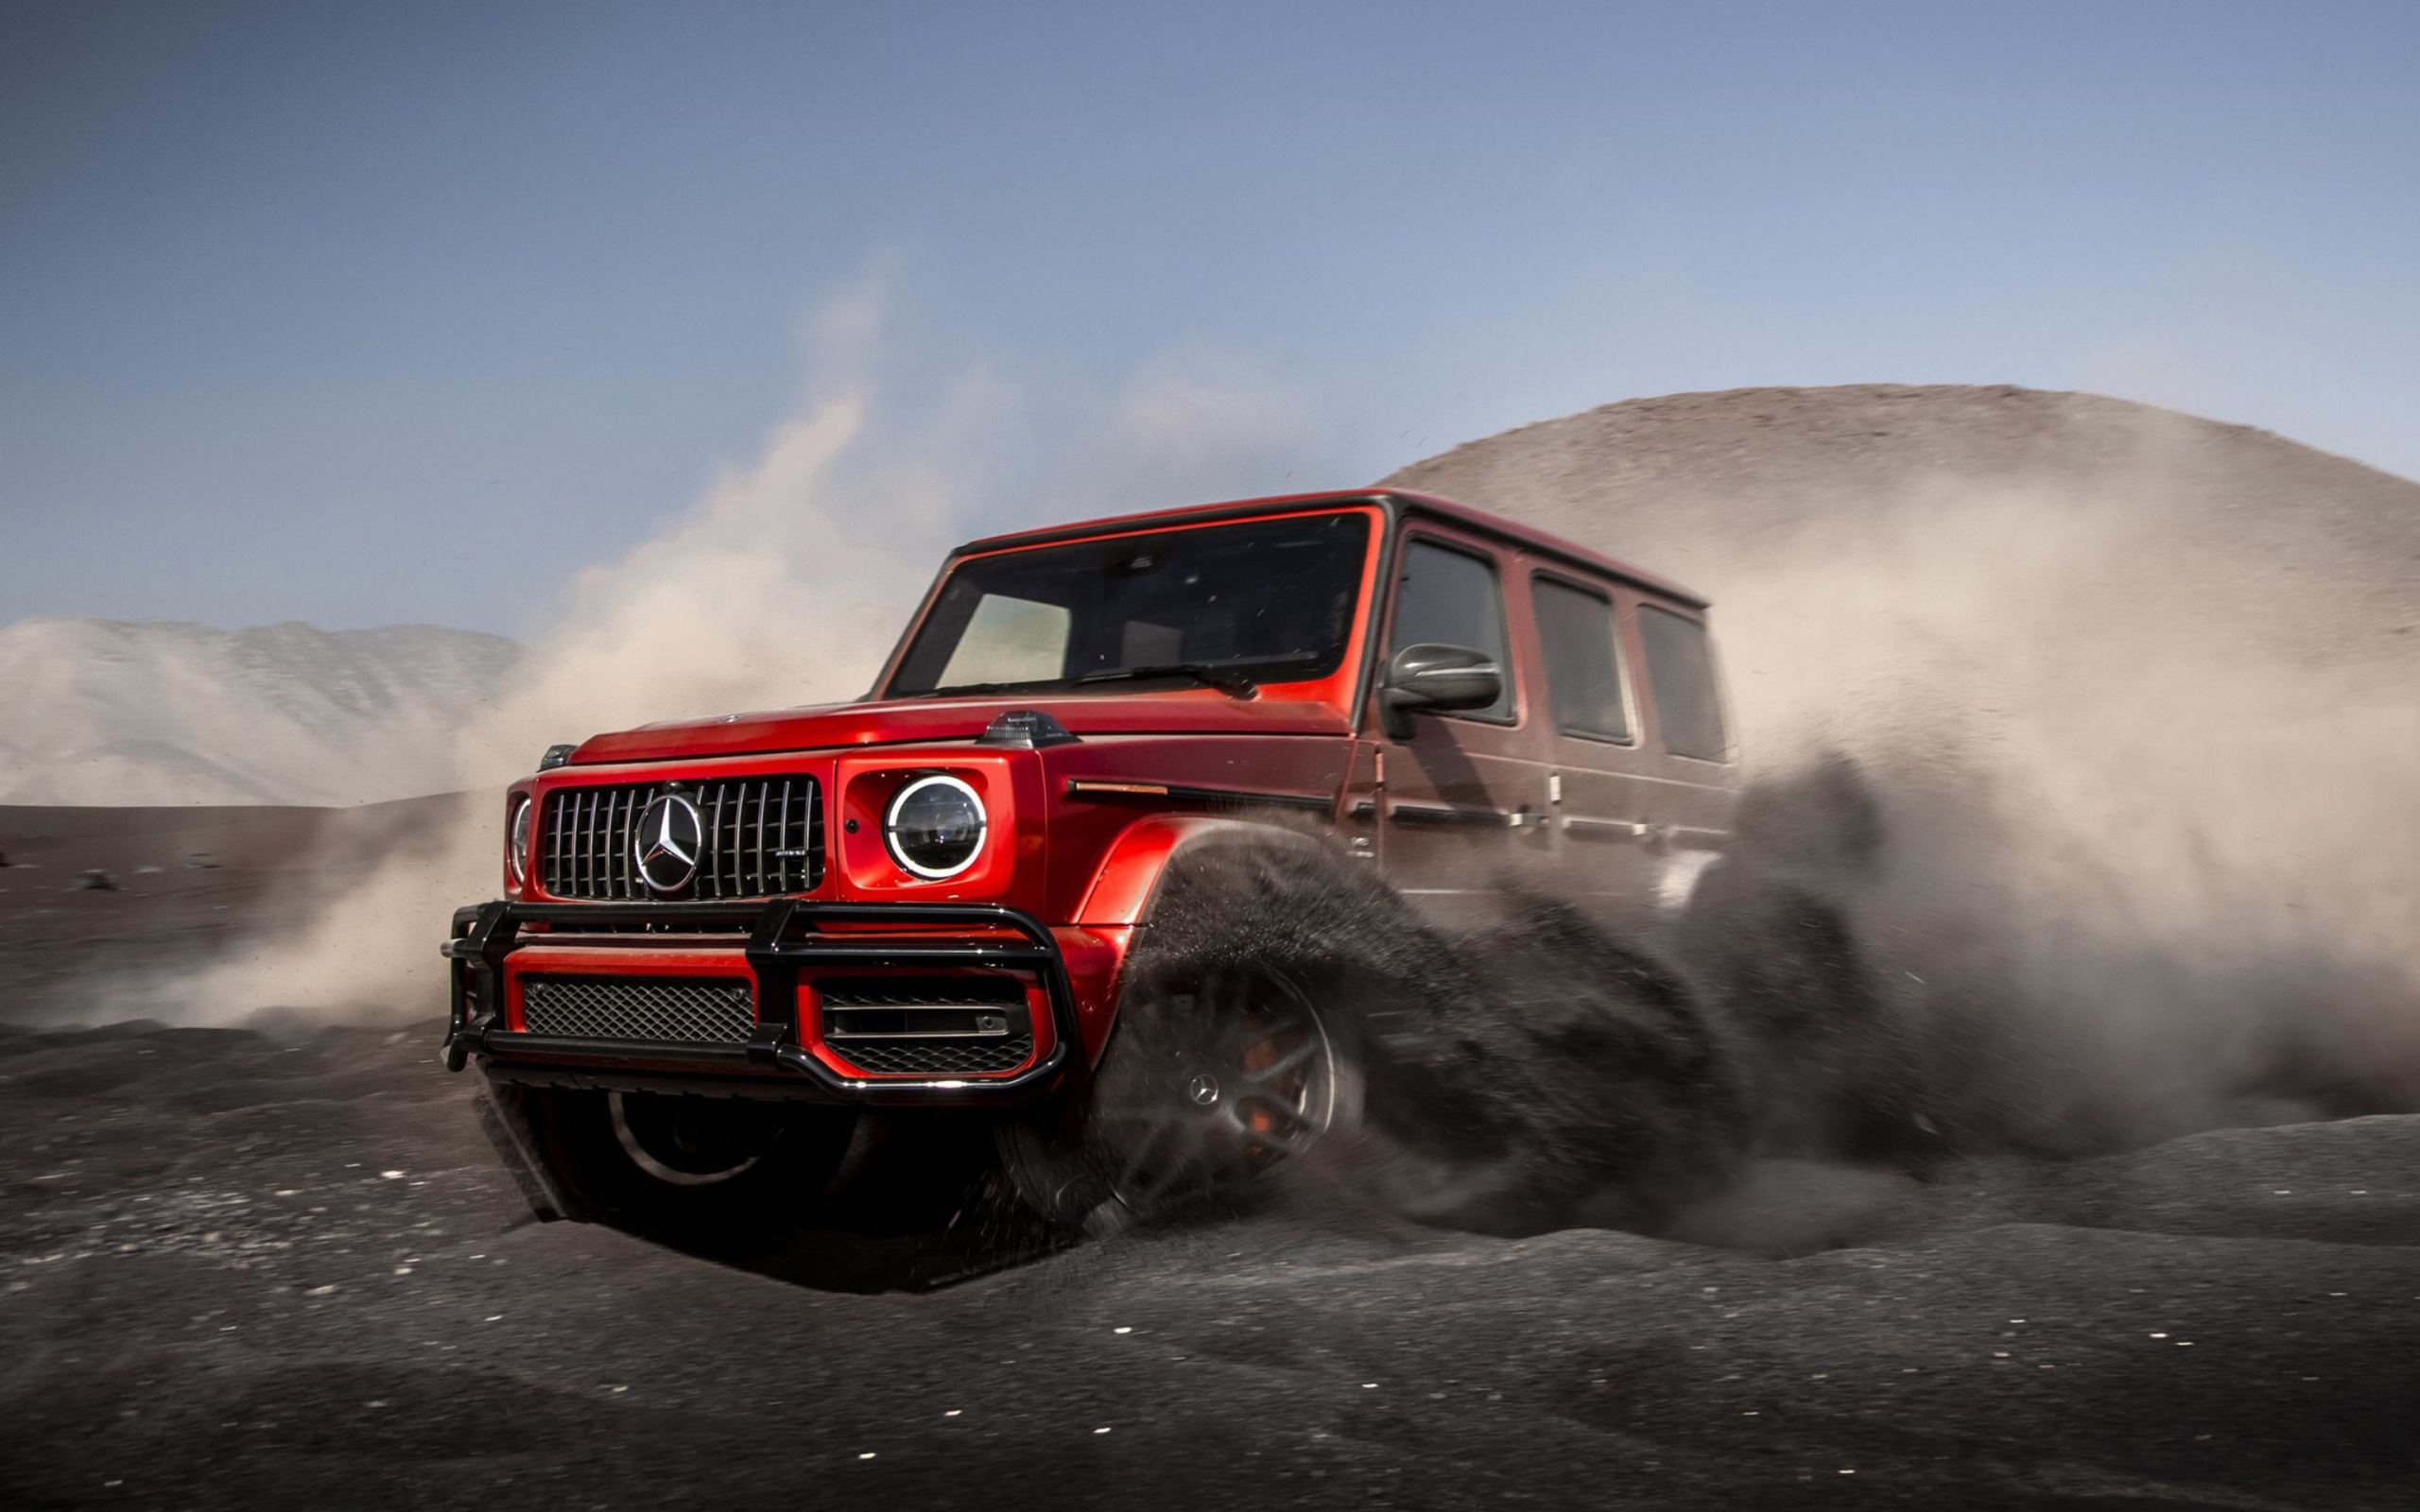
[998,962,1350,1228]
[510,1084,856,1240]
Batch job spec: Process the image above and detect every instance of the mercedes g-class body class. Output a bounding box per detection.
[443,490,1737,1229]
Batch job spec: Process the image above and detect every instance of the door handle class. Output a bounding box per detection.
[1561,815,1651,840]
[1388,800,1507,826]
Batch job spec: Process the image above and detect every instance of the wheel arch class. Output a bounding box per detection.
[1071,814,1334,931]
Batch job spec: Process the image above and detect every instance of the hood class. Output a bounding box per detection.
[570,692,1354,766]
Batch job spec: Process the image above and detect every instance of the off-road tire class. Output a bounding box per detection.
[997,959,1354,1230]
[505,1084,856,1241]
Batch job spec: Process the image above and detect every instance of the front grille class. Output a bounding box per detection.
[541,775,821,901]
[818,977,1035,1076]
[521,975,755,1043]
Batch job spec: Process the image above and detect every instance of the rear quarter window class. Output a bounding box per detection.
[1637,606,1730,761]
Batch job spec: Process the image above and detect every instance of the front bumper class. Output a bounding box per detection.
[441,898,1082,1105]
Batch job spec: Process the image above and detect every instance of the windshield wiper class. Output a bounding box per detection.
[900,679,1043,700]
[1076,662,1261,698]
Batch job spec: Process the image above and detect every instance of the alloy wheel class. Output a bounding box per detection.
[1088,963,1341,1221]
[608,1091,781,1188]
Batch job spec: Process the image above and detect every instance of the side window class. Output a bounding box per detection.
[1390,539,1514,722]
[1531,576,1634,742]
[1637,606,1729,761]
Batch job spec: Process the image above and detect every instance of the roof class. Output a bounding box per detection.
[951,488,1710,609]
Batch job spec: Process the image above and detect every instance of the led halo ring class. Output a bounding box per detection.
[883,773,989,880]
[506,796,533,887]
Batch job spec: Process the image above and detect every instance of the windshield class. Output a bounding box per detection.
[888,510,1373,697]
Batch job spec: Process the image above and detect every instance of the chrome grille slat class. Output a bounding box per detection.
[726,780,745,899]
[727,782,744,900]
[631,787,648,900]
[614,789,626,895]
[745,779,758,893]
[780,780,795,894]
[578,791,595,898]
[596,789,612,898]
[539,774,822,902]
[745,779,764,895]
[612,788,629,899]
[711,782,729,900]
[608,788,625,900]
[521,975,754,1043]
[722,780,740,900]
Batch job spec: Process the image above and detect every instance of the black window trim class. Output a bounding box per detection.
[1387,531,1521,729]
[882,507,1374,700]
[1529,568,1640,748]
[1634,601,1736,765]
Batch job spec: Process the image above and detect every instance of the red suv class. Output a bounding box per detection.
[443,490,1736,1231]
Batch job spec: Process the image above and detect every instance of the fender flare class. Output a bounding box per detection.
[1072,814,1336,930]
[1058,815,1336,1067]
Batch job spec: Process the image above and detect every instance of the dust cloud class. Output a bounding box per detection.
[1693,473,2420,1149]
[104,304,942,1026]
[1178,391,2420,1233]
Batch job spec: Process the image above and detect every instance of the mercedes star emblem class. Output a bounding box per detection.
[634,793,704,894]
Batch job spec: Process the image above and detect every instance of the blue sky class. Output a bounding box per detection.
[4,1,2416,634]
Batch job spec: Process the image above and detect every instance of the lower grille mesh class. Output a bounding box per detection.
[834,1036,1036,1075]
[521,976,754,1043]
[819,977,1034,1076]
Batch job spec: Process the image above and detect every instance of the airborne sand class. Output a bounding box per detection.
[1390,385,2420,1140]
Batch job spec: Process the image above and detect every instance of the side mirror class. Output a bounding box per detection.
[1380,643,1503,740]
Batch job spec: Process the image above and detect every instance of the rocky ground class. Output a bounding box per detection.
[1,1016,2414,1511]
[0,799,468,1022]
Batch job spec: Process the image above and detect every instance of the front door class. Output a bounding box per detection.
[1369,528,1552,923]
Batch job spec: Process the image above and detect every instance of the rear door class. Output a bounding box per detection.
[1369,526,1553,919]
[1529,569,1663,927]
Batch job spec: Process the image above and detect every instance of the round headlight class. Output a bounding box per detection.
[507,796,533,887]
[884,774,986,880]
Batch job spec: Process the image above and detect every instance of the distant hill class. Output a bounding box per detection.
[0,618,520,806]
[1382,384,2419,668]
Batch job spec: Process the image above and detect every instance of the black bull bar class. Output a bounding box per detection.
[441,898,1083,1104]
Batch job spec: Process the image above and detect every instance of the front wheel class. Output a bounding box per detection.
[507,1084,856,1241]
[997,962,1352,1229]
